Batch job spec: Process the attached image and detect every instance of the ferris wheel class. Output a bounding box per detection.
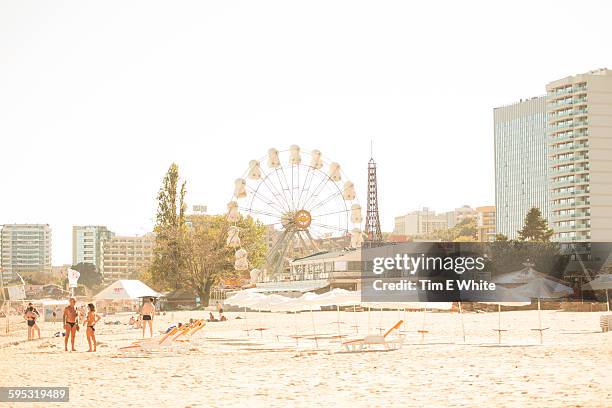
[226,145,363,279]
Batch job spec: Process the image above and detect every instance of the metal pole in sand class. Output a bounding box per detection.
[607,290,610,312]
[294,312,299,348]
[310,308,318,348]
[336,305,342,344]
[367,306,371,334]
[244,307,248,336]
[353,304,358,334]
[420,306,427,343]
[458,302,466,343]
[537,298,543,344]
[497,304,502,344]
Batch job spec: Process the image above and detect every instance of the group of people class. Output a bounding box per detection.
[62,298,102,352]
[207,301,227,322]
[21,296,228,350]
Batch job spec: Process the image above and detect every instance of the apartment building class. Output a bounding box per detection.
[546,68,612,241]
[72,225,114,272]
[494,96,550,239]
[394,208,448,236]
[100,234,154,280]
[0,224,52,281]
[476,206,496,242]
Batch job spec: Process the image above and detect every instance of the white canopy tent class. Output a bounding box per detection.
[94,280,161,300]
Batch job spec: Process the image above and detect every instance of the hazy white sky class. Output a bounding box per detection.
[1,1,610,264]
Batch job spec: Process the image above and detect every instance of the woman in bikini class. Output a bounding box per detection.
[63,298,79,352]
[24,304,41,340]
[83,303,101,352]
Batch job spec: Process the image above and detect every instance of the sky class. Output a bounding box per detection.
[1,0,610,265]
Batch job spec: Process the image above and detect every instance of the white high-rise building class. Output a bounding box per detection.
[72,225,114,272]
[546,68,612,242]
[0,224,52,281]
[494,96,549,239]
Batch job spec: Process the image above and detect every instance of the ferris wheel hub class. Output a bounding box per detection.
[294,209,312,230]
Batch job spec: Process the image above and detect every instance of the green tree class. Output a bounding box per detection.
[71,262,103,289]
[147,163,187,290]
[426,218,478,241]
[517,207,554,242]
[181,214,266,307]
[487,240,568,278]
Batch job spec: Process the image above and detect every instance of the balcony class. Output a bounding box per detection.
[573,97,588,105]
[549,132,574,142]
[550,156,575,165]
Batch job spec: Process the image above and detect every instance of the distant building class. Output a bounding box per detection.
[476,206,496,242]
[0,224,52,281]
[393,208,448,237]
[494,96,549,239]
[72,226,114,272]
[445,205,477,228]
[495,68,612,242]
[100,234,154,280]
[546,68,612,241]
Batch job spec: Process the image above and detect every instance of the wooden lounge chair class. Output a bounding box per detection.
[174,321,207,344]
[342,320,404,352]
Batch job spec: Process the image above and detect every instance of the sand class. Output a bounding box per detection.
[0,308,610,408]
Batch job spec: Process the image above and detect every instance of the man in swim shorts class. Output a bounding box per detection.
[63,298,79,351]
[140,297,155,338]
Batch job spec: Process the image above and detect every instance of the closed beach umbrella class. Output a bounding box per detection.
[583,274,612,312]
[494,262,573,344]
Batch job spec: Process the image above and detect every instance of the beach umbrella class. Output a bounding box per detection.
[224,290,267,335]
[494,262,573,344]
[583,274,612,312]
[269,294,323,347]
[310,289,360,341]
[480,301,531,344]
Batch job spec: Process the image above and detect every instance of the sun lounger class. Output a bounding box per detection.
[342,320,404,352]
[119,327,182,352]
[119,321,205,353]
[174,321,207,345]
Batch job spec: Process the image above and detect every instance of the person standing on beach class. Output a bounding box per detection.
[216,301,224,320]
[24,303,41,340]
[140,297,155,338]
[63,298,79,351]
[83,303,101,352]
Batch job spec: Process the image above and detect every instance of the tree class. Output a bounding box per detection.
[517,207,554,242]
[147,163,187,290]
[181,214,266,307]
[487,240,568,279]
[426,218,478,241]
[71,263,103,289]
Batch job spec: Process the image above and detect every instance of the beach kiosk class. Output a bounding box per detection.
[93,280,161,314]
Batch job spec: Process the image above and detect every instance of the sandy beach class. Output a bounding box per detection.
[1,309,610,408]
